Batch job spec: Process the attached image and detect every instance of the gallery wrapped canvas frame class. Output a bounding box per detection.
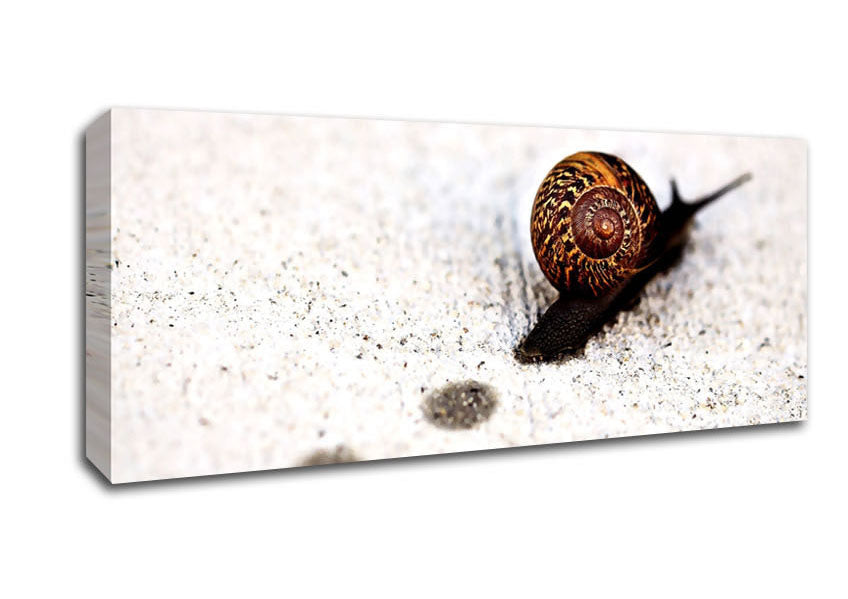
[85,108,806,483]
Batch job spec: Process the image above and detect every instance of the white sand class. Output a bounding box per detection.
[103,108,806,482]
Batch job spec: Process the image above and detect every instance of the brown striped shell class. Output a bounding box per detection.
[530,152,660,297]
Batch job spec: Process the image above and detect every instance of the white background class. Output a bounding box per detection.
[1,1,843,597]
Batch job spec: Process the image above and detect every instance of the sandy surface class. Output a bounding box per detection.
[105,108,806,482]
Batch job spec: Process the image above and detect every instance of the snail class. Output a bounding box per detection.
[516,151,751,362]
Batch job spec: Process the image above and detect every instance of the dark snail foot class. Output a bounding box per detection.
[515,247,684,363]
[516,293,618,363]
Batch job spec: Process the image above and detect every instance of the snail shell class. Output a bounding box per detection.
[530,152,660,297]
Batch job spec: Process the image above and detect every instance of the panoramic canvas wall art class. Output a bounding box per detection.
[85,109,807,483]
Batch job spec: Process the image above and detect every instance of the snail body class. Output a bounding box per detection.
[517,151,751,362]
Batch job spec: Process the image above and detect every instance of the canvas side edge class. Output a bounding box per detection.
[85,110,113,481]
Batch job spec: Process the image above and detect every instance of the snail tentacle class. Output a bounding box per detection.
[653,172,755,262]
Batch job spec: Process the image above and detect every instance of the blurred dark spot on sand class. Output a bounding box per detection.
[299,445,359,467]
[422,381,498,430]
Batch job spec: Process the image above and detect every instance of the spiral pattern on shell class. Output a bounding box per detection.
[530,151,660,297]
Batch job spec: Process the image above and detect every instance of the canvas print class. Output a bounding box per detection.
[85,108,807,483]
